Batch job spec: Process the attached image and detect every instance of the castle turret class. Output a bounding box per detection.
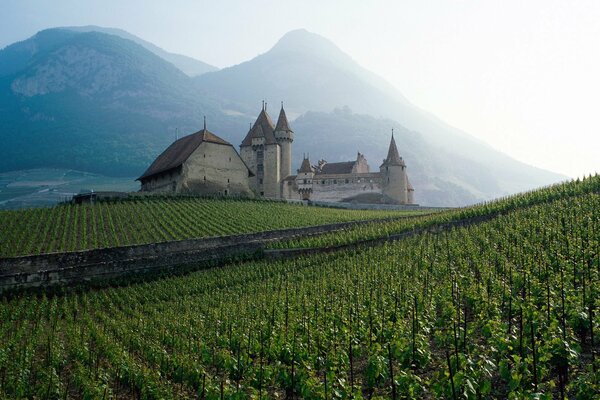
[295,155,314,200]
[274,103,294,179]
[380,131,410,204]
[240,104,281,198]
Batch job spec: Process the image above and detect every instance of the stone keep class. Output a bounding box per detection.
[240,104,293,198]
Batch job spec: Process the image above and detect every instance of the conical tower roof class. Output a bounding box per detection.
[298,156,314,173]
[382,132,405,167]
[254,123,264,137]
[241,107,277,146]
[275,104,293,132]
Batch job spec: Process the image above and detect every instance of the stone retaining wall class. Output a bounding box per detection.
[0,217,400,292]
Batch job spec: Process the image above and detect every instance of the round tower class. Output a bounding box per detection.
[274,102,294,179]
[380,131,408,204]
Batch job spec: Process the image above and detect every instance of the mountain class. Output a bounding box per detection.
[0,28,230,175]
[0,27,566,205]
[195,29,565,200]
[62,26,218,77]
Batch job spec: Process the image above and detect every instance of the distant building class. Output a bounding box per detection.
[137,123,254,196]
[281,133,414,204]
[139,104,414,204]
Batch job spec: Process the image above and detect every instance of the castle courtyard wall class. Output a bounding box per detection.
[310,173,382,202]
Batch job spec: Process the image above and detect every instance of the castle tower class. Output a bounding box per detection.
[240,104,281,198]
[274,103,294,179]
[295,155,314,200]
[380,131,409,204]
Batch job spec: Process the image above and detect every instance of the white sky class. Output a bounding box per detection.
[2,0,599,177]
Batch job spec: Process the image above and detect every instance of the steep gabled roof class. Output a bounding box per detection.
[381,133,406,167]
[316,161,356,175]
[275,105,293,132]
[298,157,314,173]
[241,108,277,146]
[137,128,231,180]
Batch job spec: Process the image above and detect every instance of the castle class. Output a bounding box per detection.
[138,104,414,205]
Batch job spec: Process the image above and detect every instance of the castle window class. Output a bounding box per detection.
[303,179,307,184]
[259,178,263,184]
[227,179,230,183]
[257,164,264,172]
[224,190,228,195]
[257,150,264,159]
[260,191,264,196]
[345,179,349,184]
[333,180,337,184]
[322,180,325,184]
[204,154,206,158]
[229,157,231,162]
[203,176,206,181]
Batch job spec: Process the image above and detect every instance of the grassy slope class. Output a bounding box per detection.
[0,196,423,258]
[0,177,598,398]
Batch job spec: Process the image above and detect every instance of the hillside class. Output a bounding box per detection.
[0,29,228,176]
[0,196,420,258]
[0,27,566,206]
[62,25,219,76]
[0,176,597,398]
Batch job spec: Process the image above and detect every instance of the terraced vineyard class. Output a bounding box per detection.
[0,176,598,399]
[270,175,600,250]
[0,196,423,258]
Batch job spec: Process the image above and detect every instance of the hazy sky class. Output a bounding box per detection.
[2,0,599,177]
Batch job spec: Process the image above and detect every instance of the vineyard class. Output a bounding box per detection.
[0,197,422,258]
[0,176,598,398]
[270,175,600,250]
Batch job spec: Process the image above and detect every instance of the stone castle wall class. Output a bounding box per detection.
[309,173,382,202]
[182,142,253,197]
[263,144,281,198]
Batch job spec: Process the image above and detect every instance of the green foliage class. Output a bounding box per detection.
[0,178,598,398]
[271,174,600,249]
[0,196,415,257]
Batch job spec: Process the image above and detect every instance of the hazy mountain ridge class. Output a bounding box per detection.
[0,27,566,205]
[195,29,566,200]
[62,25,219,77]
[0,29,228,175]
